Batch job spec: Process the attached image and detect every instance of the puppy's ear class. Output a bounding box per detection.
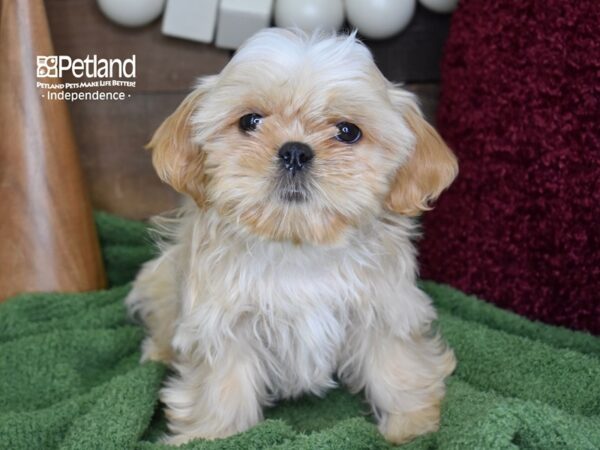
[147,78,214,205]
[385,88,458,216]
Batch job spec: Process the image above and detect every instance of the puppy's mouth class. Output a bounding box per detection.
[275,173,311,203]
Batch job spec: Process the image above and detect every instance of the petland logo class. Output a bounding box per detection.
[37,55,136,79]
[36,54,137,102]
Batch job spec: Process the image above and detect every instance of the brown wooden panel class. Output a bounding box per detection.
[69,92,187,219]
[364,4,451,83]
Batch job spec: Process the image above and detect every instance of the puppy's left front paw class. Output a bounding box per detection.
[379,404,441,445]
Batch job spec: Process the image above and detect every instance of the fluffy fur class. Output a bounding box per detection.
[126,28,458,445]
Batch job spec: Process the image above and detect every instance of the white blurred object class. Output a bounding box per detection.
[345,0,416,40]
[162,0,219,43]
[419,0,458,14]
[275,0,344,33]
[216,0,274,50]
[97,0,165,27]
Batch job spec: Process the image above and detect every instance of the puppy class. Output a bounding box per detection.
[126,28,458,445]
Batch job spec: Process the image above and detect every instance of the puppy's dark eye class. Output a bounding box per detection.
[335,122,362,144]
[239,113,263,132]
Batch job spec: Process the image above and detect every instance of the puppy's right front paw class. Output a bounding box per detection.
[379,404,441,445]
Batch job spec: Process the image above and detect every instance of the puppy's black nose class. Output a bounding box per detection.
[278,142,314,175]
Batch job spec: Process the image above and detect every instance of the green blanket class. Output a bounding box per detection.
[1,212,599,449]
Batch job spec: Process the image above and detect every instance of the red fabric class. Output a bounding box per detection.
[420,0,600,334]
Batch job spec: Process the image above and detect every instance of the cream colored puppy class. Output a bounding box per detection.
[127,28,457,446]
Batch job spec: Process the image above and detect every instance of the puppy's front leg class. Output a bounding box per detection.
[125,251,179,364]
[161,342,267,445]
[341,329,455,444]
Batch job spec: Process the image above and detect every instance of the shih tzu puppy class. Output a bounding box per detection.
[127,28,458,445]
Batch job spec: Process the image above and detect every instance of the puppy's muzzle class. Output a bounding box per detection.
[278,142,314,176]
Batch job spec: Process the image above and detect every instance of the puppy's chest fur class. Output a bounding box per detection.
[171,209,420,397]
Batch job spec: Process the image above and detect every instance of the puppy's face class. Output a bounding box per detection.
[150,30,457,245]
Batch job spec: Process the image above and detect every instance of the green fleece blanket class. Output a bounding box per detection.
[1,212,599,450]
